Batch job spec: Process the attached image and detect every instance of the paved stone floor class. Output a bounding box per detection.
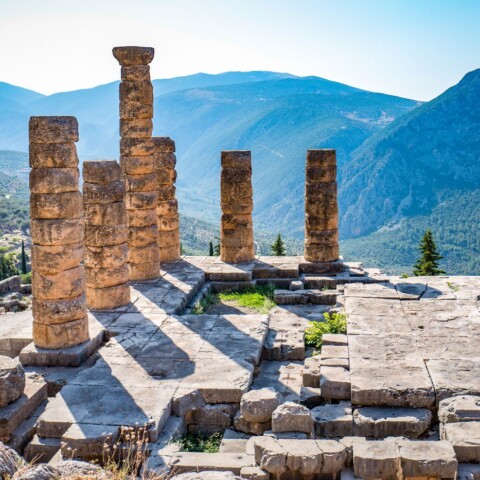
[2,257,480,477]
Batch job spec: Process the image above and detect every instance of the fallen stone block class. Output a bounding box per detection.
[289,281,304,291]
[234,412,270,435]
[187,404,237,428]
[353,440,400,480]
[438,395,480,424]
[299,386,323,408]
[353,407,432,439]
[397,440,457,479]
[442,422,480,463]
[172,389,206,417]
[312,403,353,438]
[271,402,314,436]
[169,452,255,474]
[240,388,282,423]
[320,366,351,401]
[0,356,25,407]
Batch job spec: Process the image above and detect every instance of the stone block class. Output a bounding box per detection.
[172,389,206,417]
[128,224,159,246]
[157,199,178,216]
[353,440,400,480]
[119,101,153,120]
[86,283,130,310]
[0,356,25,407]
[125,173,157,192]
[120,117,153,138]
[157,167,177,185]
[120,138,154,156]
[121,64,150,82]
[306,149,336,167]
[188,404,236,427]
[113,46,154,66]
[442,422,480,462]
[278,438,323,476]
[30,167,79,194]
[289,281,304,291]
[158,215,179,231]
[125,191,157,210]
[0,377,47,442]
[85,264,129,289]
[305,213,338,232]
[127,208,157,227]
[153,136,176,153]
[300,386,323,409]
[221,151,251,169]
[121,155,155,174]
[221,246,255,264]
[303,356,321,387]
[271,402,314,435]
[128,261,160,281]
[320,345,349,360]
[33,317,89,349]
[312,403,353,438]
[84,243,128,269]
[24,434,61,462]
[306,165,336,183]
[240,466,269,480]
[32,265,85,301]
[33,294,87,324]
[322,334,348,346]
[353,407,432,439]
[30,191,82,219]
[320,366,351,400]
[29,116,78,143]
[234,411,271,435]
[29,142,78,168]
[83,180,124,204]
[240,388,282,423]
[30,218,83,246]
[83,159,122,184]
[84,224,128,246]
[158,184,176,201]
[128,242,160,264]
[170,452,254,474]
[31,242,83,274]
[397,440,457,479]
[438,395,480,424]
[61,423,119,461]
[159,244,181,263]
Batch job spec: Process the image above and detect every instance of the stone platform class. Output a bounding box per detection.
[1,257,479,478]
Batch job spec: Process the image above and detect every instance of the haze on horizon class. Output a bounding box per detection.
[0,0,479,101]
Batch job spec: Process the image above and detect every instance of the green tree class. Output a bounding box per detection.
[209,241,214,256]
[0,251,19,280]
[271,233,286,256]
[413,229,445,276]
[21,239,27,274]
[213,237,220,256]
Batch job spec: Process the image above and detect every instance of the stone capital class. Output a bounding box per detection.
[112,46,154,65]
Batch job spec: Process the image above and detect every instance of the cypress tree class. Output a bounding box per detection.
[413,229,445,276]
[209,241,214,256]
[21,239,27,275]
[271,233,286,256]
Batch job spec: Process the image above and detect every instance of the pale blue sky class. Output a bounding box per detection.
[0,0,479,100]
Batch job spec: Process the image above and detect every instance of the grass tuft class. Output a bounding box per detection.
[176,432,222,453]
[218,284,276,313]
[305,312,347,353]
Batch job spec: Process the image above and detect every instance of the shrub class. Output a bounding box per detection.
[20,272,31,284]
[305,312,347,352]
[176,432,222,453]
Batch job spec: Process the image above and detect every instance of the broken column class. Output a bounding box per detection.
[153,137,181,262]
[220,151,255,263]
[304,149,339,262]
[29,116,88,349]
[113,46,159,280]
[83,160,130,309]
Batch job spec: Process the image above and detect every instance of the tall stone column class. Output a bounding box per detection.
[304,149,339,262]
[83,160,130,309]
[153,137,180,262]
[29,116,88,349]
[220,151,255,263]
[113,46,159,280]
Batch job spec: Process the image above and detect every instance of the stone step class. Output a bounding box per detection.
[312,403,354,438]
[24,434,61,463]
[0,376,48,443]
[303,355,349,388]
[353,407,432,439]
[274,289,337,305]
[442,421,480,463]
[253,260,299,280]
[320,366,351,401]
[169,452,255,474]
[219,428,251,454]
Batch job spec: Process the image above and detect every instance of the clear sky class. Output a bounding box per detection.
[0,0,479,100]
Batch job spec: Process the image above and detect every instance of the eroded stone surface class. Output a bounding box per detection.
[0,357,25,407]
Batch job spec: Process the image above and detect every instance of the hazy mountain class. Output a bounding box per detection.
[340,69,480,239]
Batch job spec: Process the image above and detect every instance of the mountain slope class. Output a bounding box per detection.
[340,68,480,239]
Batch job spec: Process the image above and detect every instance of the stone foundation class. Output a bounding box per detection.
[113,46,160,280]
[83,160,130,309]
[153,137,181,262]
[220,151,255,263]
[304,149,339,262]
[29,116,88,349]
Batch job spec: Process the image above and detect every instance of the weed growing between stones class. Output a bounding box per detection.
[175,432,222,453]
[305,312,347,353]
[218,285,276,313]
[191,293,218,314]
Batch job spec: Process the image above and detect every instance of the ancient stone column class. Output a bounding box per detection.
[153,137,180,262]
[83,160,130,309]
[304,149,339,262]
[113,46,159,280]
[220,151,255,263]
[29,116,88,349]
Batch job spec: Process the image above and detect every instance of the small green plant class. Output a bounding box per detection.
[176,432,222,453]
[305,312,347,352]
[20,272,31,284]
[218,285,276,313]
[401,273,409,278]
[447,281,460,292]
[191,293,217,314]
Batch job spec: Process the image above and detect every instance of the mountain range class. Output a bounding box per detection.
[0,68,479,274]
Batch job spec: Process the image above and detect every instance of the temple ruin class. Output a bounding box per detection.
[0,45,479,480]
